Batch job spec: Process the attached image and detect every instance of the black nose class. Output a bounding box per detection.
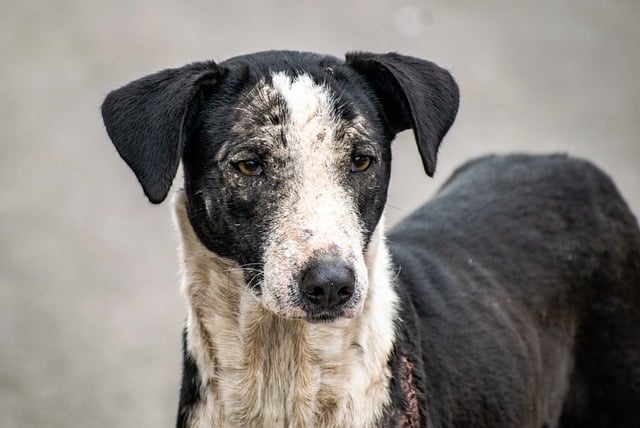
[300,263,355,310]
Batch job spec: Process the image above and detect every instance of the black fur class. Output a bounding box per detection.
[101,51,640,427]
[386,154,640,426]
[176,329,201,428]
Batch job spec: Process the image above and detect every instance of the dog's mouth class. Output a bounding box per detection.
[273,306,358,324]
[305,312,344,323]
[302,302,363,323]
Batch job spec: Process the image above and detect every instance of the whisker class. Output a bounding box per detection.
[391,265,402,281]
[246,272,265,289]
[384,203,411,214]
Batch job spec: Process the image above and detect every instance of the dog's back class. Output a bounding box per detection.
[389,154,640,427]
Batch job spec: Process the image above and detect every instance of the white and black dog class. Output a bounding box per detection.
[101,51,640,427]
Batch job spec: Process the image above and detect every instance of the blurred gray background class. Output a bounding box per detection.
[1,0,638,426]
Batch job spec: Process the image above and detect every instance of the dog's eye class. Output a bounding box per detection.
[235,160,264,176]
[350,155,372,173]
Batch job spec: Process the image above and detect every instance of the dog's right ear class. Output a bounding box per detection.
[101,61,224,204]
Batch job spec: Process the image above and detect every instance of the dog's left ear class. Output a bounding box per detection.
[345,52,459,176]
[101,61,224,203]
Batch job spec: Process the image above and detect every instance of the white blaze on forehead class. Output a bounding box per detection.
[271,72,336,128]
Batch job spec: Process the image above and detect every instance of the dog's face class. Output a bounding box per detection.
[183,67,392,320]
[101,51,458,322]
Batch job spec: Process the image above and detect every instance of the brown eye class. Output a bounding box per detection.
[350,155,372,173]
[235,160,264,176]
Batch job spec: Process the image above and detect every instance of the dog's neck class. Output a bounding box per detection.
[173,192,399,427]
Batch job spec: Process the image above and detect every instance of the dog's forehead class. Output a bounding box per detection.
[270,72,336,127]
[226,70,375,149]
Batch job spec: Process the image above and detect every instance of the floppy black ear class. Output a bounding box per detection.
[101,61,224,203]
[345,52,459,176]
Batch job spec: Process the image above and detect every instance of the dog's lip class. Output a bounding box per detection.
[304,306,361,323]
[305,312,344,324]
[270,306,347,323]
[293,295,363,323]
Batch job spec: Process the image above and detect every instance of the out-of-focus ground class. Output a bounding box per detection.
[1,0,638,426]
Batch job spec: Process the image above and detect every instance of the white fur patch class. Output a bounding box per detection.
[258,72,369,318]
[173,191,399,427]
[271,72,336,127]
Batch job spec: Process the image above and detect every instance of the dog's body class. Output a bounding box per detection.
[101,51,640,427]
[387,154,640,427]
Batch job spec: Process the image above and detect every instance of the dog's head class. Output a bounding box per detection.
[101,51,458,322]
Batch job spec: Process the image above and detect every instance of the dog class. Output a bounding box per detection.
[101,50,640,427]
